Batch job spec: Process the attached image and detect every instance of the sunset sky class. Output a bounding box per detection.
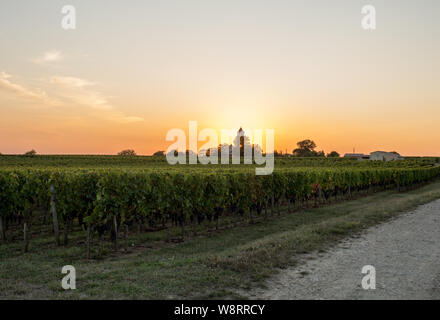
[1,0,439,156]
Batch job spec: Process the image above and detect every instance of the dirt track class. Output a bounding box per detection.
[245,199,440,300]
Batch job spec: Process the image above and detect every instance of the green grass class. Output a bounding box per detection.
[1,181,440,299]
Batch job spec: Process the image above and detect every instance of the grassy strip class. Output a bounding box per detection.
[1,181,440,299]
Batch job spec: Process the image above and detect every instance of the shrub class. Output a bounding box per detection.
[117,149,137,156]
[24,149,37,157]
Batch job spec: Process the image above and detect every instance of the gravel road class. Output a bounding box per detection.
[245,199,440,300]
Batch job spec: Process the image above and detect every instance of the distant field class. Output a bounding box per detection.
[0,154,438,170]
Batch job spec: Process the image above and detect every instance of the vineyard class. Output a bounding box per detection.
[1,155,439,258]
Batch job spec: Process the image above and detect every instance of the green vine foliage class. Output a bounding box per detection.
[0,164,439,244]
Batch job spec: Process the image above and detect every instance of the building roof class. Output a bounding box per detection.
[344,153,367,157]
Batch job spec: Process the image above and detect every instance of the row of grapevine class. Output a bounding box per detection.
[0,166,439,255]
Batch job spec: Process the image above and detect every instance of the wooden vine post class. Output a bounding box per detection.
[0,215,5,243]
[124,224,129,251]
[113,215,118,251]
[271,195,275,215]
[23,221,29,252]
[318,186,323,204]
[86,226,91,259]
[49,184,60,246]
[64,219,71,245]
[249,208,254,224]
[181,220,185,240]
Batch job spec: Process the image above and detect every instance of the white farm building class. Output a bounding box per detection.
[369,151,404,161]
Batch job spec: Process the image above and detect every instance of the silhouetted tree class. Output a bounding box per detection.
[153,151,165,156]
[292,139,322,157]
[117,149,136,156]
[24,149,37,157]
[327,151,340,158]
[297,139,316,151]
